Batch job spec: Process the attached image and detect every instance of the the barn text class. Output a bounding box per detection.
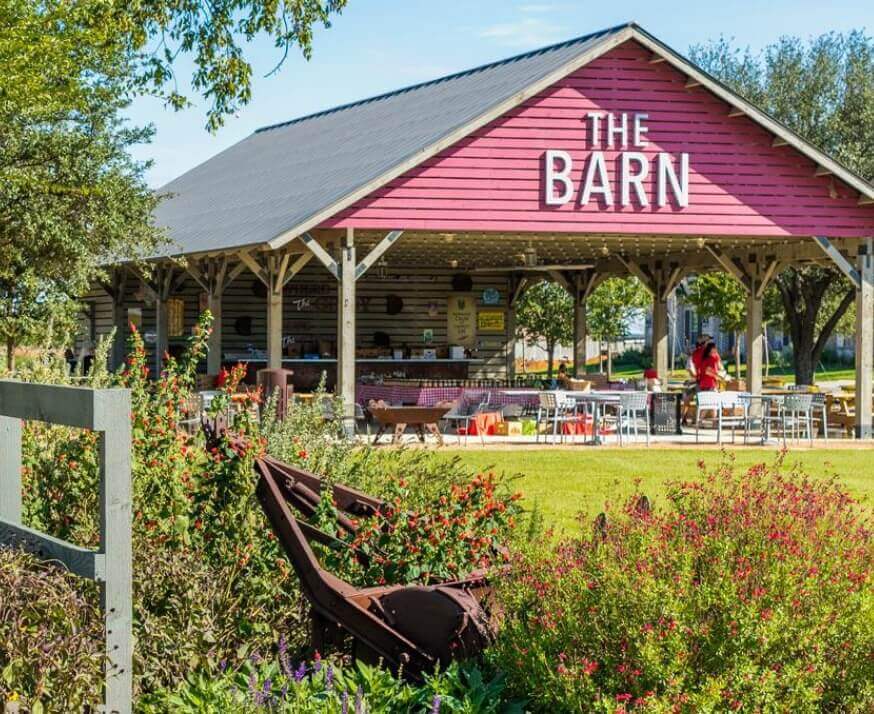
[543,112,690,208]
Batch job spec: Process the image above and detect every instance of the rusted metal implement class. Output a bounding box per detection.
[254,455,496,678]
[367,405,451,445]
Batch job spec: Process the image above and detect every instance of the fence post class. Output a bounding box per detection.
[0,382,132,713]
[0,416,22,523]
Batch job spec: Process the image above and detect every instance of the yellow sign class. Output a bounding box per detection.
[447,294,477,348]
[477,310,505,333]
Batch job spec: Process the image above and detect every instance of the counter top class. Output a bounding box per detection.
[223,355,483,364]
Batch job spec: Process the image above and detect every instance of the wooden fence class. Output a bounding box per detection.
[0,381,132,714]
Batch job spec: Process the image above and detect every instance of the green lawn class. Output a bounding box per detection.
[446,448,874,532]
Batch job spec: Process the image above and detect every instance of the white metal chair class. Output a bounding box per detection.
[613,392,650,446]
[536,391,578,444]
[442,396,489,445]
[695,391,747,443]
[779,393,815,446]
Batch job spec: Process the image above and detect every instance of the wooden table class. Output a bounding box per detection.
[368,405,451,446]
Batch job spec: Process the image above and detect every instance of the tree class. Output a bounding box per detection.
[690,31,874,384]
[586,277,649,377]
[0,1,162,369]
[515,281,573,378]
[683,273,747,376]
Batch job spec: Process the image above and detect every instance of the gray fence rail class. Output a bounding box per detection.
[0,381,132,714]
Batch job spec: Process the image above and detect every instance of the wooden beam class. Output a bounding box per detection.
[685,77,701,89]
[548,269,572,293]
[660,265,684,301]
[648,53,666,64]
[727,107,744,117]
[855,241,873,438]
[756,258,780,299]
[300,232,338,279]
[510,276,528,307]
[614,255,656,295]
[772,136,788,147]
[814,166,832,177]
[283,252,314,287]
[355,230,404,280]
[704,245,752,293]
[185,259,209,291]
[858,194,874,206]
[224,260,248,288]
[812,236,861,289]
[237,249,270,286]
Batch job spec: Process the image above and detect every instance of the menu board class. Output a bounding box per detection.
[447,294,477,348]
[477,309,505,333]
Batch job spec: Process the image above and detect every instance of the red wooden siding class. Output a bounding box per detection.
[323,40,874,238]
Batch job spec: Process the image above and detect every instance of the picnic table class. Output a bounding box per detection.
[368,405,451,446]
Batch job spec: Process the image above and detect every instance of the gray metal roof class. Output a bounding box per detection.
[151,21,874,259]
[152,23,631,257]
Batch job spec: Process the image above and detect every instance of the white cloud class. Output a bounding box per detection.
[479,17,568,48]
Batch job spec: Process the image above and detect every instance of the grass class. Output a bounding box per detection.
[446,448,874,532]
[527,361,857,384]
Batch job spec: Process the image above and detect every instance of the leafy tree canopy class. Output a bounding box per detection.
[0,0,163,367]
[586,277,650,342]
[690,30,874,383]
[515,281,573,376]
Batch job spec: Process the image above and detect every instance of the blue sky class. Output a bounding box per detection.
[130,0,874,187]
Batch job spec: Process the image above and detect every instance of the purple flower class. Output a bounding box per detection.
[278,635,292,677]
[341,691,349,714]
[326,664,334,690]
[219,658,228,673]
[293,661,307,682]
[355,685,364,714]
[431,694,441,714]
[313,657,323,673]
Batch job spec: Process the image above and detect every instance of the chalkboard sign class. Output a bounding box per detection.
[447,294,477,348]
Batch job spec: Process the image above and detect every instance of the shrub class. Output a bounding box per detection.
[0,548,103,708]
[491,457,874,712]
[262,391,523,586]
[139,648,522,713]
[14,316,304,701]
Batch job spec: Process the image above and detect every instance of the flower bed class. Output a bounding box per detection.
[491,458,874,711]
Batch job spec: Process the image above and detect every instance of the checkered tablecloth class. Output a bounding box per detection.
[357,385,541,409]
[357,384,463,406]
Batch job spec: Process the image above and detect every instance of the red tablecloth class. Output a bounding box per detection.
[464,410,504,436]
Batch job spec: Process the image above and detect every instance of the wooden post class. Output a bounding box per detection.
[0,384,132,713]
[338,228,357,435]
[154,294,168,376]
[207,289,223,374]
[855,240,873,438]
[266,256,283,370]
[652,295,669,387]
[108,270,128,371]
[745,291,763,395]
[505,306,516,381]
[99,390,132,713]
[573,288,588,378]
[0,416,22,523]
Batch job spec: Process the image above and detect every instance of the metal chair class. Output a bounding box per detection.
[535,391,578,444]
[779,393,815,446]
[811,392,828,441]
[442,396,489,445]
[613,392,650,446]
[695,391,747,443]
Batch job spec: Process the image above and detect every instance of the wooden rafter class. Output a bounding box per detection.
[813,236,861,289]
[614,255,656,295]
[300,232,338,278]
[704,245,752,294]
[355,230,404,280]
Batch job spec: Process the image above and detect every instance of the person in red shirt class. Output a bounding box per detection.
[696,341,725,391]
